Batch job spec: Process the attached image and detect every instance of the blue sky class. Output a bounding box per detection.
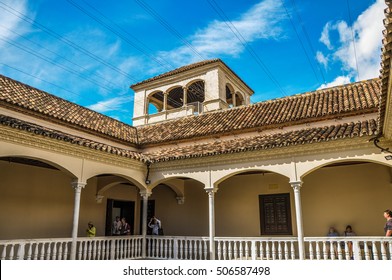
[0,0,386,125]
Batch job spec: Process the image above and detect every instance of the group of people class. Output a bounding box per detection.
[326,225,356,259]
[326,209,392,259]
[112,216,132,236]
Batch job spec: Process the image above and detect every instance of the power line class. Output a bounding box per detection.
[0,63,132,113]
[280,0,322,84]
[290,0,326,84]
[346,0,360,81]
[66,0,175,71]
[133,0,205,61]
[0,0,139,83]
[206,0,288,96]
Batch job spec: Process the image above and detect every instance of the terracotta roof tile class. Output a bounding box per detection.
[137,79,380,145]
[0,74,138,145]
[0,115,148,163]
[145,119,378,162]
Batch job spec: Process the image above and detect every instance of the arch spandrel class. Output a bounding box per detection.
[297,157,392,180]
[212,167,291,188]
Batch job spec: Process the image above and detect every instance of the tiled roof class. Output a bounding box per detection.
[137,78,380,145]
[379,1,392,132]
[0,74,138,145]
[0,115,148,163]
[130,58,253,92]
[145,119,378,162]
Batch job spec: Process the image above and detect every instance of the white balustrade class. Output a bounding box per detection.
[1,236,390,260]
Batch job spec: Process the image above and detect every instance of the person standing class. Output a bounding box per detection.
[344,225,356,259]
[86,222,96,237]
[112,216,122,236]
[148,216,162,235]
[121,217,131,235]
[384,209,392,236]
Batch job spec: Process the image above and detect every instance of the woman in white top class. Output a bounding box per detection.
[148,216,161,235]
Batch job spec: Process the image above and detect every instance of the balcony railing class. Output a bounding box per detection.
[1,236,391,260]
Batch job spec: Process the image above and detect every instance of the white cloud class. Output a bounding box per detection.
[318,0,385,82]
[318,75,352,90]
[87,96,131,113]
[158,0,285,65]
[316,51,328,68]
[0,0,31,45]
[319,22,333,50]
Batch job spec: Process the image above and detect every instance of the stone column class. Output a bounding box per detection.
[205,187,218,260]
[140,189,152,258]
[163,92,168,111]
[70,180,86,260]
[182,86,188,107]
[290,180,305,260]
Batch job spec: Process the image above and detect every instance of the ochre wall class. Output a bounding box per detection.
[1,161,391,240]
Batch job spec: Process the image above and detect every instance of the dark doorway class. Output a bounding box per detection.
[259,193,292,235]
[139,200,155,235]
[105,199,135,236]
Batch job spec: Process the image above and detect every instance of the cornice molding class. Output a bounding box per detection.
[149,136,383,171]
[0,125,145,170]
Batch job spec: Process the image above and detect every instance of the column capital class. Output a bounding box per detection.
[71,181,86,191]
[176,196,185,204]
[140,189,152,198]
[290,180,302,191]
[205,187,219,194]
[95,194,104,204]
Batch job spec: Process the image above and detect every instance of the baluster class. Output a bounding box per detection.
[46,243,52,260]
[33,243,39,260]
[204,240,208,260]
[239,241,244,260]
[223,241,227,260]
[64,242,69,260]
[265,241,270,260]
[233,241,238,259]
[309,241,314,260]
[198,240,203,260]
[189,240,193,260]
[165,239,169,259]
[97,240,101,260]
[278,241,283,260]
[26,243,33,260]
[9,244,15,260]
[16,243,25,260]
[245,241,250,260]
[337,241,342,260]
[227,241,232,260]
[381,240,387,260]
[1,244,7,260]
[259,241,264,260]
[217,241,222,260]
[271,241,276,260]
[388,241,392,260]
[372,241,378,260]
[322,241,328,260]
[284,241,289,260]
[178,240,183,259]
[184,239,188,259]
[39,243,46,260]
[57,242,63,260]
[251,240,257,260]
[290,241,295,260]
[52,242,57,260]
[160,239,164,259]
[364,242,370,260]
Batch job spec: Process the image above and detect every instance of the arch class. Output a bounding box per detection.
[225,83,235,107]
[0,155,78,179]
[235,91,245,106]
[166,86,184,109]
[186,80,205,104]
[85,172,145,191]
[147,90,164,113]
[299,158,392,180]
[214,168,290,188]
